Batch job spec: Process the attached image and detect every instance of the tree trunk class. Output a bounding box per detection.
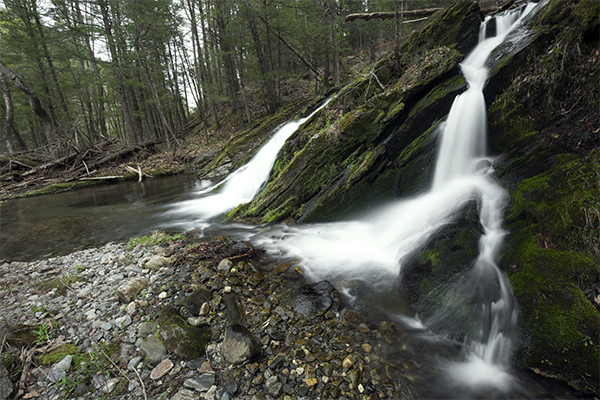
[0,74,15,154]
[215,0,245,130]
[98,0,139,145]
[244,1,277,114]
[331,0,340,88]
[344,8,440,22]
[0,58,55,154]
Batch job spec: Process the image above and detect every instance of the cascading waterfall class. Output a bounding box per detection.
[254,2,538,392]
[166,99,331,228]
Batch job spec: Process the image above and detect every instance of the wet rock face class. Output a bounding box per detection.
[221,324,261,365]
[293,281,341,316]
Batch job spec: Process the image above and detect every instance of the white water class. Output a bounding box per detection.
[254,3,538,391]
[166,99,331,227]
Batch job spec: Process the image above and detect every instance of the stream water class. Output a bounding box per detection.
[0,2,583,398]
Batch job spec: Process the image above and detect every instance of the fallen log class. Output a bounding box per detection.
[79,175,124,181]
[21,152,79,177]
[345,8,441,22]
[73,139,159,175]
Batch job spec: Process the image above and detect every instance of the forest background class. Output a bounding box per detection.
[0,0,460,162]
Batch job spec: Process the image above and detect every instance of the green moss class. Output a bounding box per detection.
[39,343,87,365]
[399,0,480,56]
[126,231,183,250]
[36,275,86,296]
[158,306,210,360]
[504,229,599,393]
[488,92,539,151]
[507,152,599,259]
[22,181,100,197]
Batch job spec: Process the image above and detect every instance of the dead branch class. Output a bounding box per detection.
[345,8,441,22]
[73,139,159,175]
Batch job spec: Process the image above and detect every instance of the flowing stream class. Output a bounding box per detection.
[165,98,332,231]
[253,2,537,394]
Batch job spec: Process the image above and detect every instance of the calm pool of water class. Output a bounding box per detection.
[0,175,203,261]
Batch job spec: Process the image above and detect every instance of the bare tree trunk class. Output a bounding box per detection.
[0,58,55,154]
[98,0,139,145]
[0,74,15,154]
[215,0,245,130]
[332,0,340,88]
[244,0,277,114]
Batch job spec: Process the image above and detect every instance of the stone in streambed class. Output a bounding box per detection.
[140,335,166,365]
[222,324,261,365]
[184,371,215,392]
[116,277,148,303]
[150,358,174,380]
[0,363,12,400]
[143,256,173,272]
[158,306,210,360]
[172,388,201,400]
[293,281,340,316]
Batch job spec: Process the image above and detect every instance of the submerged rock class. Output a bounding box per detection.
[293,281,341,316]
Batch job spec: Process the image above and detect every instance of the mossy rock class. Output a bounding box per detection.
[36,275,86,296]
[157,306,210,360]
[238,48,465,223]
[498,147,600,394]
[503,230,599,394]
[39,343,87,365]
[399,0,481,57]
[200,100,311,178]
[0,324,37,348]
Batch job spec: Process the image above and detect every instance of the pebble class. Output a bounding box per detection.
[151,359,174,380]
[0,238,419,400]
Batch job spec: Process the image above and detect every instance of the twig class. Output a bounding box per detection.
[17,348,34,398]
[97,346,147,400]
[371,70,385,91]
[82,160,90,176]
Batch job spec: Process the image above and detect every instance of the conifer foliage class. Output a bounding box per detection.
[0,0,444,157]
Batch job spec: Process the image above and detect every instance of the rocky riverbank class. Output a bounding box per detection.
[0,232,427,400]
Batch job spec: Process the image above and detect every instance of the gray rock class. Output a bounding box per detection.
[115,314,132,328]
[217,259,233,273]
[222,324,261,365]
[183,371,215,392]
[116,277,148,303]
[143,256,173,271]
[47,355,72,383]
[294,281,340,316]
[265,375,283,397]
[138,321,158,338]
[172,388,201,400]
[0,363,13,400]
[140,335,167,365]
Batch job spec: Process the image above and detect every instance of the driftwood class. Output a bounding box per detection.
[79,175,124,181]
[21,152,79,177]
[345,8,441,22]
[73,139,159,175]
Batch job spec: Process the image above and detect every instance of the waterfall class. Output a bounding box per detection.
[254,2,539,392]
[166,98,331,227]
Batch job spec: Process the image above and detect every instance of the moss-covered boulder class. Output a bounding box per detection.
[157,306,211,360]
